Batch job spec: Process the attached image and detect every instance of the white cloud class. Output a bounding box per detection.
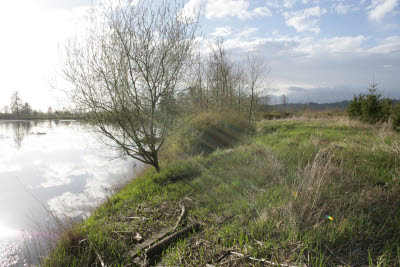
[180,0,271,20]
[284,6,327,34]
[335,2,352,14]
[252,6,272,16]
[368,35,400,53]
[313,35,367,53]
[178,0,203,21]
[368,0,398,22]
[284,0,298,9]
[236,27,258,37]
[211,26,232,37]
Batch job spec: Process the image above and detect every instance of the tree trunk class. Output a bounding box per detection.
[249,87,254,123]
[153,155,161,173]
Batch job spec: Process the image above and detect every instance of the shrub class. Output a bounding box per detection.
[347,94,364,118]
[171,112,252,156]
[361,87,383,123]
[347,84,393,123]
[392,102,400,129]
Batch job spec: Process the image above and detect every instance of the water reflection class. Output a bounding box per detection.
[0,120,137,266]
[0,120,33,149]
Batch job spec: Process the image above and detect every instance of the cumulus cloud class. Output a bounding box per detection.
[283,0,298,9]
[236,27,258,37]
[311,35,368,53]
[367,35,400,53]
[284,6,327,34]
[211,26,232,37]
[335,2,352,14]
[180,0,271,20]
[216,32,399,102]
[251,6,272,16]
[177,0,203,21]
[368,0,398,22]
[279,86,400,103]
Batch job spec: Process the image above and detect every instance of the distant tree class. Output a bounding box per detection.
[380,98,393,122]
[392,102,400,129]
[11,91,23,117]
[347,94,364,118]
[361,82,383,123]
[3,106,10,114]
[247,53,268,123]
[47,106,53,115]
[21,102,32,116]
[281,94,288,113]
[347,81,393,123]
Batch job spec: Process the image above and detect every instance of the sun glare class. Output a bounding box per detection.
[0,224,19,239]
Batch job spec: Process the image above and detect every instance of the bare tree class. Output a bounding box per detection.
[62,0,199,172]
[11,91,23,117]
[281,94,288,113]
[233,62,246,114]
[246,53,268,123]
[3,106,10,114]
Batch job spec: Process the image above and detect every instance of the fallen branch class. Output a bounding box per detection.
[216,251,231,263]
[172,204,186,232]
[124,216,147,220]
[145,223,200,258]
[230,251,299,267]
[128,203,189,259]
[218,215,234,225]
[94,250,106,267]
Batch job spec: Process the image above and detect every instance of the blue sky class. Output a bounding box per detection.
[0,0,399,110]
[180,0,400,103]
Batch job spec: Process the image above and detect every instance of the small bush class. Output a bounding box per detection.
[347,94,364,118]
[347,84,394,123]
[392,102,400,129]
[171,112,252,156]
[260,111,292,120]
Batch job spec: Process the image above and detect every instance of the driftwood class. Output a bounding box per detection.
[128,203,188,258]
[145,223,200,258]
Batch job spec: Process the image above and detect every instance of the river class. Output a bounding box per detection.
[0,120,138,266]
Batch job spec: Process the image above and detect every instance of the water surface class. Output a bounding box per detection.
[0,120,137,266]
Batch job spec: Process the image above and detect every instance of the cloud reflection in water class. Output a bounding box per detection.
[0,120,138,265]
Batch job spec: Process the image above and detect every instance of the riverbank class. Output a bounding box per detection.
[45,117,400,266]
[0,116,85,121]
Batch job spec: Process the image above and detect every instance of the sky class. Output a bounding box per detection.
[0,0,399,110]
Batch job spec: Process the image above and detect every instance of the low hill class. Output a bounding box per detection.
[263,100,350,112]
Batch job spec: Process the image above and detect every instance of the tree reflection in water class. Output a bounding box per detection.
[11,121,33,148]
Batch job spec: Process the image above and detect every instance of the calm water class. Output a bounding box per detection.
[0,120,138,266]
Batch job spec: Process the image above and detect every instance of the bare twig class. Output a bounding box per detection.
[172,204,186,232]
[230,251,299,267]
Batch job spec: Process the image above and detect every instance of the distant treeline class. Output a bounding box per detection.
[265,100,351,112]
[1,91,86,120]
[265,100,399,112]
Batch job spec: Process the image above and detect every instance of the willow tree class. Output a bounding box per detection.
[63,0,199,172]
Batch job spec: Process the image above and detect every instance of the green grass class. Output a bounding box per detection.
[44,117,400,266]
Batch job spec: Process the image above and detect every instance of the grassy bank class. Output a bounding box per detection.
[45,117,400,266]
